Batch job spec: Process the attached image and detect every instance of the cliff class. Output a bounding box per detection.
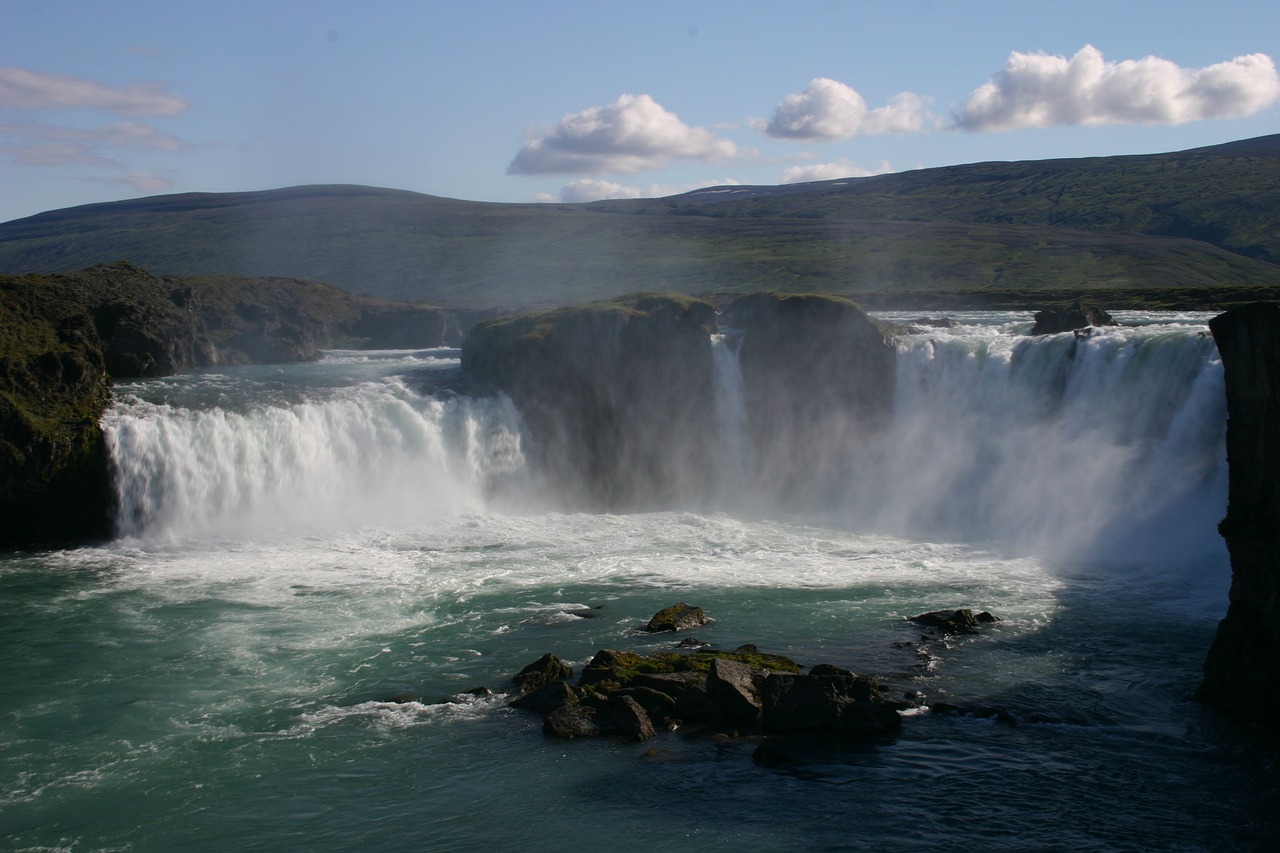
[1200,302,1280,729]
[0,277,113,544]
[462,293,719,508]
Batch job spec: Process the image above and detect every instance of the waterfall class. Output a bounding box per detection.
[846,319,1228,558]
[710,331,752,505]
[103,373,527,539]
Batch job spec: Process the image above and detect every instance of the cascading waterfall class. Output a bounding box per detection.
[707,313,1227,560]
[710,331,753,506]
[857,316,1227,558]
[103,370,527,539]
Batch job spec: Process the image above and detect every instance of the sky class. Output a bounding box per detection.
[2,0,1279,223]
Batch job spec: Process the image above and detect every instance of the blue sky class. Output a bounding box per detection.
[2,0,1278,223]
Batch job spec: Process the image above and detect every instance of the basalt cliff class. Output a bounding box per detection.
[1200,302,1280,730]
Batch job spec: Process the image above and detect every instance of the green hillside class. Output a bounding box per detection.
[1,135,1278,309]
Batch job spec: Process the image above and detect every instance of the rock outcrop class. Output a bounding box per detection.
[724,292,896,503]
[0,277,113,545]
[509,646,902,743]
[1199,302,1280,729]
[461,293,719,508]
[1029,300,1118,335]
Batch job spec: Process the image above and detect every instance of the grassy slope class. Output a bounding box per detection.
[1,135,1278,309]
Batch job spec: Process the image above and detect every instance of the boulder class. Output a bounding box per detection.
[510,680,576,715]
[707,658,765,725]
[1030,301,1117,335]
[760,671,887,734]
[543,704,603,739]
[512,653,573,694]
[644,603,711,633]
[600,695,656,741]
[908,608,999,635]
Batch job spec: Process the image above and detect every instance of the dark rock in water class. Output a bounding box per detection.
[513,653,573,694]
[543,703,603,739]
[677,636,708,649]
[644,603,711,632]
[760,671,888,734]
[908,608,999,635]
[1199,303,1280,731]
[707,658,765,725]
[630,671,720,724]
[600,695,656,741]
[578,649,648,689]
[510,680,576,715]
[909,317,962,328]
[1030,301,1118,335]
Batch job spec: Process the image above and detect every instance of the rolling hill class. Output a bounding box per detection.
[1,134,1278,309]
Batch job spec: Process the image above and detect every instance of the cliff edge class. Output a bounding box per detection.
[1200,302,1280,729]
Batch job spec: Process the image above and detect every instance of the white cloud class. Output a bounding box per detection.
[780,159,895,184]
[955,45,1280,132]
[508,93,738,175]
[0,66,187,116]
[765,78,930,141]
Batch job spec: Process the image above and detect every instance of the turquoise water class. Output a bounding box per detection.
[2,316,1277,851]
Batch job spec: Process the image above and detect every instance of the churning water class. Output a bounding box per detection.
[2,315,1276,851]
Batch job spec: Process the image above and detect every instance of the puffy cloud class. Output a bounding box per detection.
[508,93,738,175]
[765,78,929,141]
[0,66,187,116]
[955,45,1280,132]
[780,159,895,183]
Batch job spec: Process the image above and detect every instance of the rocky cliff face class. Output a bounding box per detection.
[1200,302,1280,729]
[725,293,897,504]
[461,291,898,510]
[462,293,719,508]
[0,278,113,545]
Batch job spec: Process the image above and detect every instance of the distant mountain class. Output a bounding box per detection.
[1,135,1278,308]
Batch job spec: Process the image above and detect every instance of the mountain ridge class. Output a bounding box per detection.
[2,133,1278,308]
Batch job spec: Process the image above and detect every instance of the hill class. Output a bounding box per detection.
[1,135,1279,309]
